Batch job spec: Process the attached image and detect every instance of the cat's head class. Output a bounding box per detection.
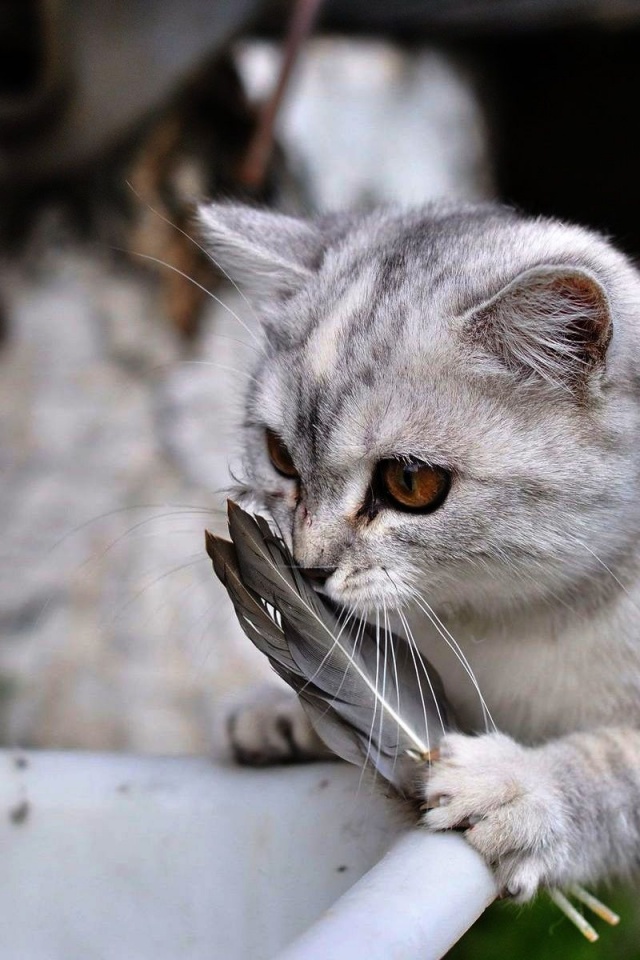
[201,202,640,618]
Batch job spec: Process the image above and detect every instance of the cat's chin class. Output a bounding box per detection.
[324,568,413,614]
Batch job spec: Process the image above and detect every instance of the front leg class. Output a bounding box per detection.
[424,728,640,901]
[227,684,334,765]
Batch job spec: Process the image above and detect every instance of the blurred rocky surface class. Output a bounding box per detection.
[0,39,491,753]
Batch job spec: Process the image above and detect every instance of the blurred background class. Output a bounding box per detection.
[1,1,640,955]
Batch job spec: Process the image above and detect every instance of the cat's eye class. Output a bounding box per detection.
[266,428,299,479]
[377,459,450,512]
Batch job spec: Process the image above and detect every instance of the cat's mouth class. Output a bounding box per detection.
[322,565,408,612]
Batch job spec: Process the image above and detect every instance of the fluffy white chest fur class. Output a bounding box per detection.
[407,595,640,742]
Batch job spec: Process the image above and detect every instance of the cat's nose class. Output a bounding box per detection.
[300,566,336,586]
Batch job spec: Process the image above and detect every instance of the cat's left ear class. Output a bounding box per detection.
[198,203,323,297]
[466,265,612,394]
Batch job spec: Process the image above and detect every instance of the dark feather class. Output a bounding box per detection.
[206,502,453,798]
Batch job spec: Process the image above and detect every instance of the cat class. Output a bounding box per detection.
[199,199,640,902]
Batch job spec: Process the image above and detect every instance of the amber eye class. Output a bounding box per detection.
[266,428,299,479]
[377,459,450,512]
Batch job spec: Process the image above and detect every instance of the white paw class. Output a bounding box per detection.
[227,685,331,766]
[424,732,569,901]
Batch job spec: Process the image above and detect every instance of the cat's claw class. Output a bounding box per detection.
[227,686,332,766]
[423,732,569,901]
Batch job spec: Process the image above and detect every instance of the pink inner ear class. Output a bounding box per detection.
[467,266,612,393]
[549,273,611,365]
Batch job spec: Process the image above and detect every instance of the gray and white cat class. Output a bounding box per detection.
[200,200,640,901]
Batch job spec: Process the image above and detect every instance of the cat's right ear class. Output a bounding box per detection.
[464,264,612,397]
[197,203,323,298]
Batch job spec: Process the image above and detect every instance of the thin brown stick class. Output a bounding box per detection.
[237,0,324,190]
[569,885,621,926]
[548,889,599,942]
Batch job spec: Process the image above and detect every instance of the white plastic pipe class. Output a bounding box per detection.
[276,830,497,960]
[0,751,496,959]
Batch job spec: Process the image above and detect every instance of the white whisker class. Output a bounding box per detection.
[411,590,496,733]
[361,610,381,784]
[124,180,263,330]
[241,533,429,752]
[573,537,640,613]
[383,599,402,779]
[398,609,444,743]
[123,250,264,350]
[149,358,259,382]
[374,607,388,783]
[109,554,208,625]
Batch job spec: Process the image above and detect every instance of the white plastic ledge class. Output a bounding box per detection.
[0,750,496,960]
[277,830,496,960]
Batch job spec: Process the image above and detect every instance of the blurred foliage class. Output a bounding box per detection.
[448,885,640,959]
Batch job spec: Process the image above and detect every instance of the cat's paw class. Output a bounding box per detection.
[227,685,332,766]
[424,732,569,901]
